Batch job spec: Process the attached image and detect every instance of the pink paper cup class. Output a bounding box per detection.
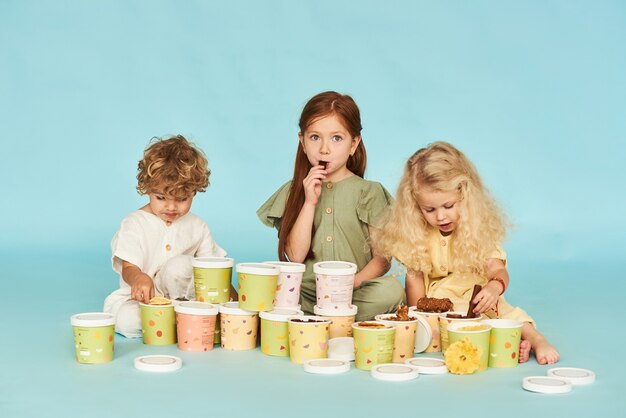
[219,302,259,350]
[314,304,358,338]
[263,261,306,308]
[313,261,357,309]
[175,302,219,352]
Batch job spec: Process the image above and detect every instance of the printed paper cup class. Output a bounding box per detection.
[71,313,115,364]
[192,257,234,303]
[447,321,492,372]
[264,261,305,308]
[175,302,219,352]
[375,314,419,363]
[481,319,523,368]
[140,302,176,345]
[314,304,358,338]
[351,321,395,371]
[259,308,303,356]
[219,302,258,350]
[236,263,280,312]
[287,316,331,364]
[439,312,484,353]
[313,261,357,309]
[410,307,446,352]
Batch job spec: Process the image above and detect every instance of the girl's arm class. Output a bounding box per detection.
[472,258,509,314]
[354,226,390,287]
[405,268,425,306]
[121,260,155,304]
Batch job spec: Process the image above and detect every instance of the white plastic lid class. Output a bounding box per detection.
[219,301,258,316]
[313,261,357,275]
[522,376,572,394]
[414,315,432,353]
[134,355,182,372]
[236,263,280,276]
[174,301,219,316]
[192,257,234,268]
[303,359,350,374]
[259,308,303,322]
[71,313,115,327]
[263,261,306,273]
[371,364,419,382]
[328,337,355,362]
[404,357,448,374]
[314,304,358,316]
[547,368,596,385]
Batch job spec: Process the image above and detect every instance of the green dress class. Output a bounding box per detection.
[257,175,406,321]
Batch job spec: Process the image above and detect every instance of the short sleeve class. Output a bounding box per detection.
[256,181,292,230]
[196,222,227,258]
[488,245,507,265]
[111,216,145,274]
[356,181,393,228]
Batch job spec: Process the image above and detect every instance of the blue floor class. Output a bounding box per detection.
[1,252,624,418]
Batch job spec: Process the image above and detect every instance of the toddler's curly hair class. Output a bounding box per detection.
[136,135,210,199]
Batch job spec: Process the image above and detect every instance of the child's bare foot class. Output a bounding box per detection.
[518,339,531,363]
[533,337,560,365]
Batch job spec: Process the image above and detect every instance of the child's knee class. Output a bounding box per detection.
[154,255,194,299]
[115,301,142,338]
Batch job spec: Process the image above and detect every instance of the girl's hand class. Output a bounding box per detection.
[353,273,364,289]
[472,282,500,314]
[131,274,155,304]
[302,165,327,206]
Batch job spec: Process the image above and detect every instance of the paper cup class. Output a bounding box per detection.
[219,302,258,350]
[140,302,176,345]
[264,261,305,308]
[71,313,115,364]
[259,308,303,356]
[447,321,492,372]
[314,305,358,338]
[481,319,523,368]
[375,314,419,363]
[439,312,484,353]
[313,261,357,309]
[175,302,219,352]
[351,321,395,371]
[410,307,445,352]
[236,263,280,312]
[192,257,234,303]
[287,316,331,364]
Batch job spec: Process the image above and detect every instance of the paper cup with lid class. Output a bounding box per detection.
[192,257,234,303]
[236,263,280,312]
[140,300,176,346]
[314,304,358,338]
[375,313,422,363]
[439,312,485,353]
[71,313,115,364]
[219,302,258,350]
[259,308,303,356]
[481,319,522,368]
[287,315,331,364]
[409,306,444,353]
[175,302,219,352]
[313,261,357,309]
[447,321,492,372]
[264,261,306,308]
[352,321,395,371]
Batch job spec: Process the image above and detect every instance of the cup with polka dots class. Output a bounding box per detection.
[481,319,522,368]
[263,261,306,308]
[71,313,115,364]
[140,301,177,345]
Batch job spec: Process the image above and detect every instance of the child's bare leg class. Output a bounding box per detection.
[521,323,560,365]
[518,340,531,363]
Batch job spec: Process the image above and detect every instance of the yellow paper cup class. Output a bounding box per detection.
[375,314,419,363]
[287,316,331,364]
[439,312,484,353]
[410,308,446,352]
[352,321,395,371]
[236,263,280,312]
[219,302,258,350]
[314,304,358,338]
[140,302,176,345]
[447,321,492,372]
[481,319,523,368]
[71,313,115,364]
[259,308,303,356]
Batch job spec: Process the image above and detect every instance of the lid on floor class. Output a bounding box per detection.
[522,376,572,394]
[547,368,595,385]
[303,359,350,374]
[134,355,182,372]
[371,364,419,382]
[404,357,448,374]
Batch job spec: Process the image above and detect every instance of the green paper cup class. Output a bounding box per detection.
[314,304,358,338]
[439,312,485,353]
[140,301,176,345]
[375,314,419,363]
[287,316,331,364]
[482,319,523,368]
[237,263,279,312]
[193,257,234,303]
[219,302,259,350]
[352,321,395,371]
[259,308,303,356]
[71,313,115,364]
[447,321,492,372]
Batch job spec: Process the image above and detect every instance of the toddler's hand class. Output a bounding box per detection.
[131,274,155,304]
[472,283,500,314]
[302,165,327,206]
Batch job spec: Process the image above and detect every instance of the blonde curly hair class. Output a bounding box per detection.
[377,141,507,277]
[136,135,210,199]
